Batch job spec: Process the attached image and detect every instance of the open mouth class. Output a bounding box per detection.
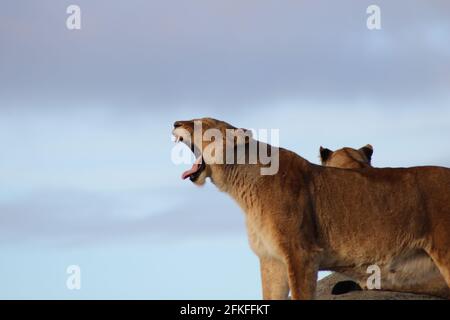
[173,134,206,181]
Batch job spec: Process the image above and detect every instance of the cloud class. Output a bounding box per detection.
[1,0,449,107]
[0,186,245,247]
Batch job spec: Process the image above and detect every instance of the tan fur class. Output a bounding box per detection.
[173,118,450,300]
[320,145,373,169]
[320,145,450,298]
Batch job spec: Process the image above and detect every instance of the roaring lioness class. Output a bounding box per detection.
[172,118,450,300]
[320,145,450,298]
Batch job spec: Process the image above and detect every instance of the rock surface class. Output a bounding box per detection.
[316,273,443,300]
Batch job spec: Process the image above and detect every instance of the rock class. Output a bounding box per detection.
[316,273,443,300]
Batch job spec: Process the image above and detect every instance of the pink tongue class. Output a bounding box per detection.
[181,157,202,180]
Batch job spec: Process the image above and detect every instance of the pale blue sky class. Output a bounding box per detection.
[1,1,449,299]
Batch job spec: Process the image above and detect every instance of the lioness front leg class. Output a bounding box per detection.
[260,256,289,300]
[286,252,319,300]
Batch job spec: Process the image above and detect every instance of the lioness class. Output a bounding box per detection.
[172,118,450,300]
[320,145,373,169]
[320,145,450,298]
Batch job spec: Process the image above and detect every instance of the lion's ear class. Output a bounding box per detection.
[320,146,333,163]
[359,144,373,162]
